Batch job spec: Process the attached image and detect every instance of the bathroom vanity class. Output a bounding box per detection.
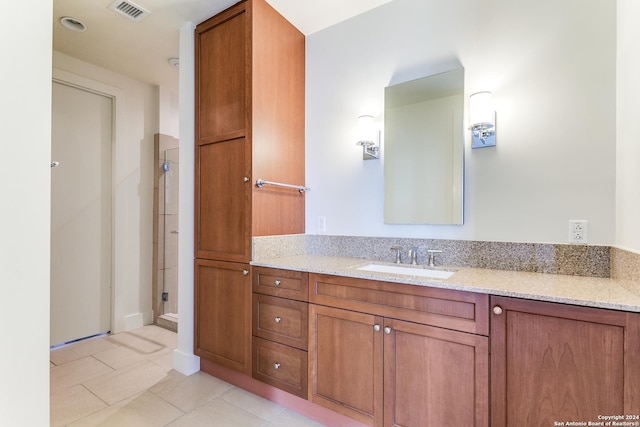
[233,254,640,427]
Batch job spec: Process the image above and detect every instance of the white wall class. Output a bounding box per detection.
[174,21,200,375]
[0,0,51,424]
[159,85,180,138]
[616,0,640,253]
[305,0,616,245]
[53,51,158,331]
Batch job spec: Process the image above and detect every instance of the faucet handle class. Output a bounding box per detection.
[390,246,403,264]
[408,247,419,265]
[427,249,443,267]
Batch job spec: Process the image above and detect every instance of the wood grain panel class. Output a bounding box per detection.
[195,138,251,262]
[195,3,247,141]
[490,296,637,427]
[194,259,251,374]
[252,266,309,301]
[251,0,305,237]
[308,304,383,427]
[252,337,308,398]
[253,293,308,349]
[310,273,489,335]
[383,318,489,427]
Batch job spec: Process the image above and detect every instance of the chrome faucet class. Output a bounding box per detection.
[427,249,443,267]
[390,246,403,264]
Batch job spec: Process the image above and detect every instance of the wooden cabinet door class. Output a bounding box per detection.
[491,296,640,426]
[195,2,247,143]
[308,304,383,427]
[195,137,251,262]
[383,318,489,427]
[195,259,252,374]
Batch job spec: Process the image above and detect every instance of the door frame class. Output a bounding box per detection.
[52,68,125,335]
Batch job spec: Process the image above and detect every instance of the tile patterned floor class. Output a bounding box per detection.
[50,326,325,427]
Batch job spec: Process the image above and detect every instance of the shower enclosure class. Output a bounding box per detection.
[154,134,179,331]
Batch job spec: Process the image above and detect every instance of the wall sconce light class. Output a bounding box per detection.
[356,115,380,160]
[469,91,496,148]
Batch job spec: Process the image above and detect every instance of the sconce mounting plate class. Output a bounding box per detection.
[472,132,496,148]
[357,141,380,160]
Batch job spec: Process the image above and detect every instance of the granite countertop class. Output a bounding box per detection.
[252,254,640,313]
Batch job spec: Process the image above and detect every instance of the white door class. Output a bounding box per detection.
[50,81,113,346]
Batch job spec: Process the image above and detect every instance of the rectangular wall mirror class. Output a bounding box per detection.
[384,68,464,225]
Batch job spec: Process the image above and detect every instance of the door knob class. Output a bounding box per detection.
[384,327,392,334]
[493,306,503,315]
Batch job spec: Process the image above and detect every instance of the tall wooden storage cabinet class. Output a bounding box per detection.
[194,0,305,374]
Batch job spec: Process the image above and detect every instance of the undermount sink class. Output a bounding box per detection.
[356,263,455,280]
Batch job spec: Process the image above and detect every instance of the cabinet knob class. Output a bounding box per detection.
[274,279,282,286]
[243,270,249,276]
[373,324,381,332]
[493,306,503,315]
[243,176,250,182]
[274,363,281,370]
[384,327,392,334]
[275,316,282,324]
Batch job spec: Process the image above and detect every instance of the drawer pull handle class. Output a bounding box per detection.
[274,316,282,324]
[274,280,282,286]
[274,363,281,370]
[384,327,392,334]
[242,270,249,276]
[493,306,503,315]
[373,324,381,332]
[243,176,250,182]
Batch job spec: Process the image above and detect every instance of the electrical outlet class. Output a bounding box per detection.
[318,216,326,233]
[569,220,588,244]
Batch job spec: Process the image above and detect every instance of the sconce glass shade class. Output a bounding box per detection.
[356,115,379,160]
[357,115,375,143]
[469,91,496,148]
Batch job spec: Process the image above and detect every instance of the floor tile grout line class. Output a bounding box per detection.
[219,386,289,422]
[51,326,325,427]
[79,382,111,407]
[64,383,115,426]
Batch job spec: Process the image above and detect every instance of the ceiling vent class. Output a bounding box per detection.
[108,0,151,22]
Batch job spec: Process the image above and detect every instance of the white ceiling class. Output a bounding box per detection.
[53,0,392,91]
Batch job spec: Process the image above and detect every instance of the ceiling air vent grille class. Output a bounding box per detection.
[108,0,151,22]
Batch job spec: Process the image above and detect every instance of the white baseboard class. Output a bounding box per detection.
[121,310,155,331]
[173,349,200,376]
[122,312,144,331]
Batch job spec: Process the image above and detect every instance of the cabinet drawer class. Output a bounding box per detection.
[253,294,308,350]
[310,273,489,335]
[252,337,308,399]
[252,267,309,301]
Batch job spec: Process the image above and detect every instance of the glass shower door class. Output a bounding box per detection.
[158,146,179,330]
